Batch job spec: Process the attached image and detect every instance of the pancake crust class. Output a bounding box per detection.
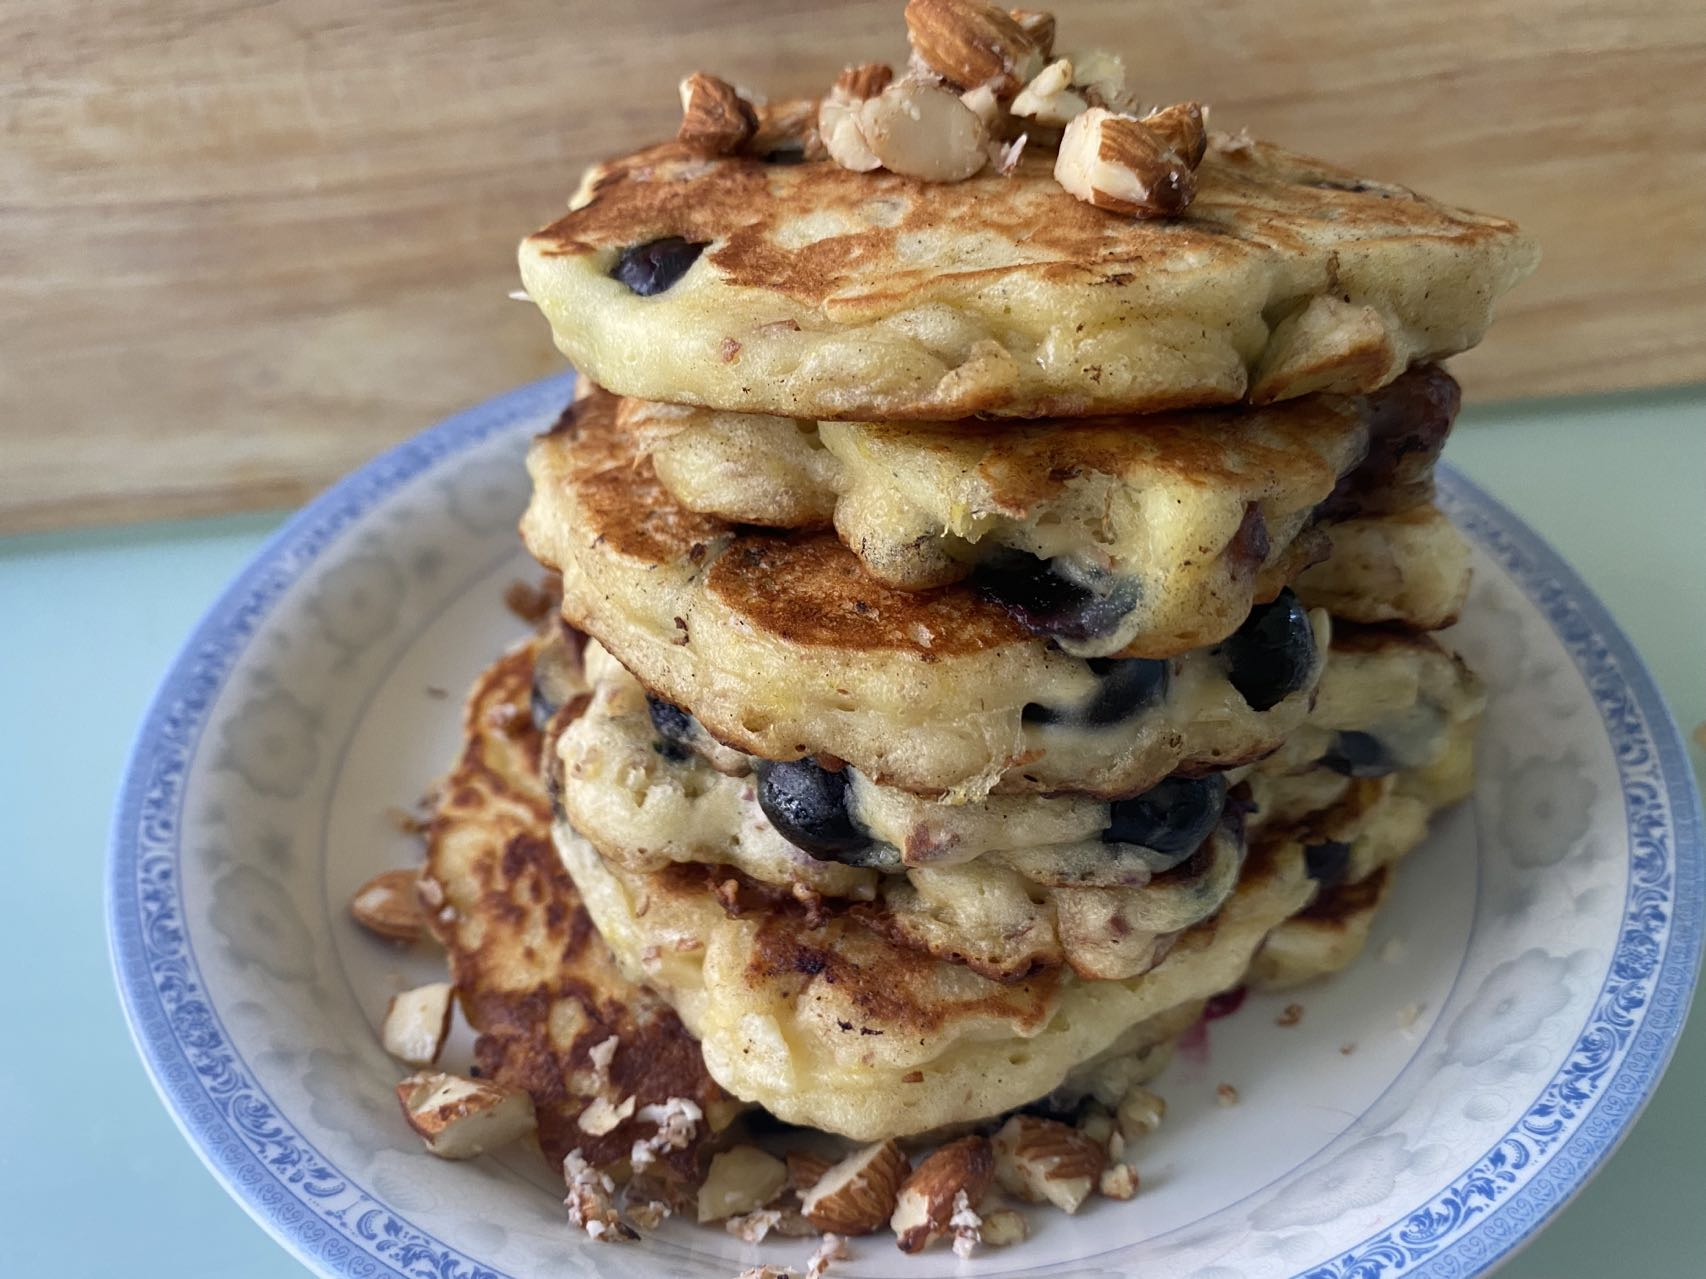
[522,388,1329,800]
[520,132,1537,420]
[421,634,733,1186]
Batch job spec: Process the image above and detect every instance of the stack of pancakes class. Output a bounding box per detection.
[439,32,1536,1161]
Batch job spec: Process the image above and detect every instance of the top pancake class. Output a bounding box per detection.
[520,131,1537,421]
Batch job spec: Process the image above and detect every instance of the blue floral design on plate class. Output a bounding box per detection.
[107,371,1704,1279]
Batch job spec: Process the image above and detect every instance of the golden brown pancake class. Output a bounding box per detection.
[521,387,1331,801]
[420,634,734,1189]
[626,383,1368,658]
[519,131,1537,420]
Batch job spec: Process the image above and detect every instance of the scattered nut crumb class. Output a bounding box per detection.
[1693,721,1706,751]
[725,1208,783,1243]
[949,1189,982,1257]
[807,1233,849,1278]
[1398,1002,1426,1032]
[577,1093,636,1136]
[1098,1162,1140,1200]
[563,1150,635,1241]
[1340,1041,1358,1055]
[1379,936,1408,964]
[424,685,448,699]
[1276,1002,1304,1027]
[979,1207,1029,1248]
[626,1199,669,1230]
[1215,1083,1240,1107]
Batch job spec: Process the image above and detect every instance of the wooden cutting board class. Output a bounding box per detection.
[4,0,1703,533]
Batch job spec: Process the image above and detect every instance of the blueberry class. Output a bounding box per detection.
[971,551,1139,645]
[756,759,873,863]
[611,237,707,296]
[1223,589,1315,711]
[1024,657,1170,727]
[1103,773,1228,867]
[645,694,696,763]
[1320,730,1398,778]
[1304,840,1351,887]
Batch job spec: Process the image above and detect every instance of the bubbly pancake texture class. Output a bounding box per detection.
[628,386,1367,658]
[522,388,1328,800]
[420,634,733,1184]
[520,133,1537,421]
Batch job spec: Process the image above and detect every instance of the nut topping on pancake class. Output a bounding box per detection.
[904,0,1045,97]
[1056,105,1206,217]
[676,73,758,156]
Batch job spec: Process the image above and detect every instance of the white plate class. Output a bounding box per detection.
[109,372,1704,1279]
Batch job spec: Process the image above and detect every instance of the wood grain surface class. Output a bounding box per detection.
[5,0,1703,532]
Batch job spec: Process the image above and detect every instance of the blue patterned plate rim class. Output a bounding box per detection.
[106,371,1705,1279]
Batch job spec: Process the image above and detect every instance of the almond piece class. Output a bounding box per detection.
[396,1071,536,1159]
[980,1206,1029,1247]
[1116,1083,1167,1140]
[1011,57,1086,127]
[1009,9,1055,57]
[697,1145,789,1223]
[890,1135,994,1253]
[350,868,427,943]
[678,72,758,155]
[787,1149,835,1193]
[859,82,989,182]
[819,95,882,172]
[904,0,1043,96]
[800,1139,909,1235]
[991,1114,1106,1214]
[1099,1162,1140,1200]
[380,981,452,1066]
[1054,106,1196,217]
[836,62,894,100]
[1142,100,1208,168]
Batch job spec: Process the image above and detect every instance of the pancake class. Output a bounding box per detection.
[546,637,1249,983]
[1252,624,1485,793]
[522,388,1330,800]
[634,366,1466,643]
[553,813,1315,1141]
[419,633,735,1190]
[1296,504,1471,630]
[627,382,1368,658]
[519,131,1536,421]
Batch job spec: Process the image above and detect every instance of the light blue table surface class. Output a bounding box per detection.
[1,386,1701,1277]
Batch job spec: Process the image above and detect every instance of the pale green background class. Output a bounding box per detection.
[1,387,1700,1276]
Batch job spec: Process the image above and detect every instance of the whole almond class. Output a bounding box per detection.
[678,72,758,155]
[351,868,427,943]
[904,0,1043,96]
[800,1139,909,1235]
